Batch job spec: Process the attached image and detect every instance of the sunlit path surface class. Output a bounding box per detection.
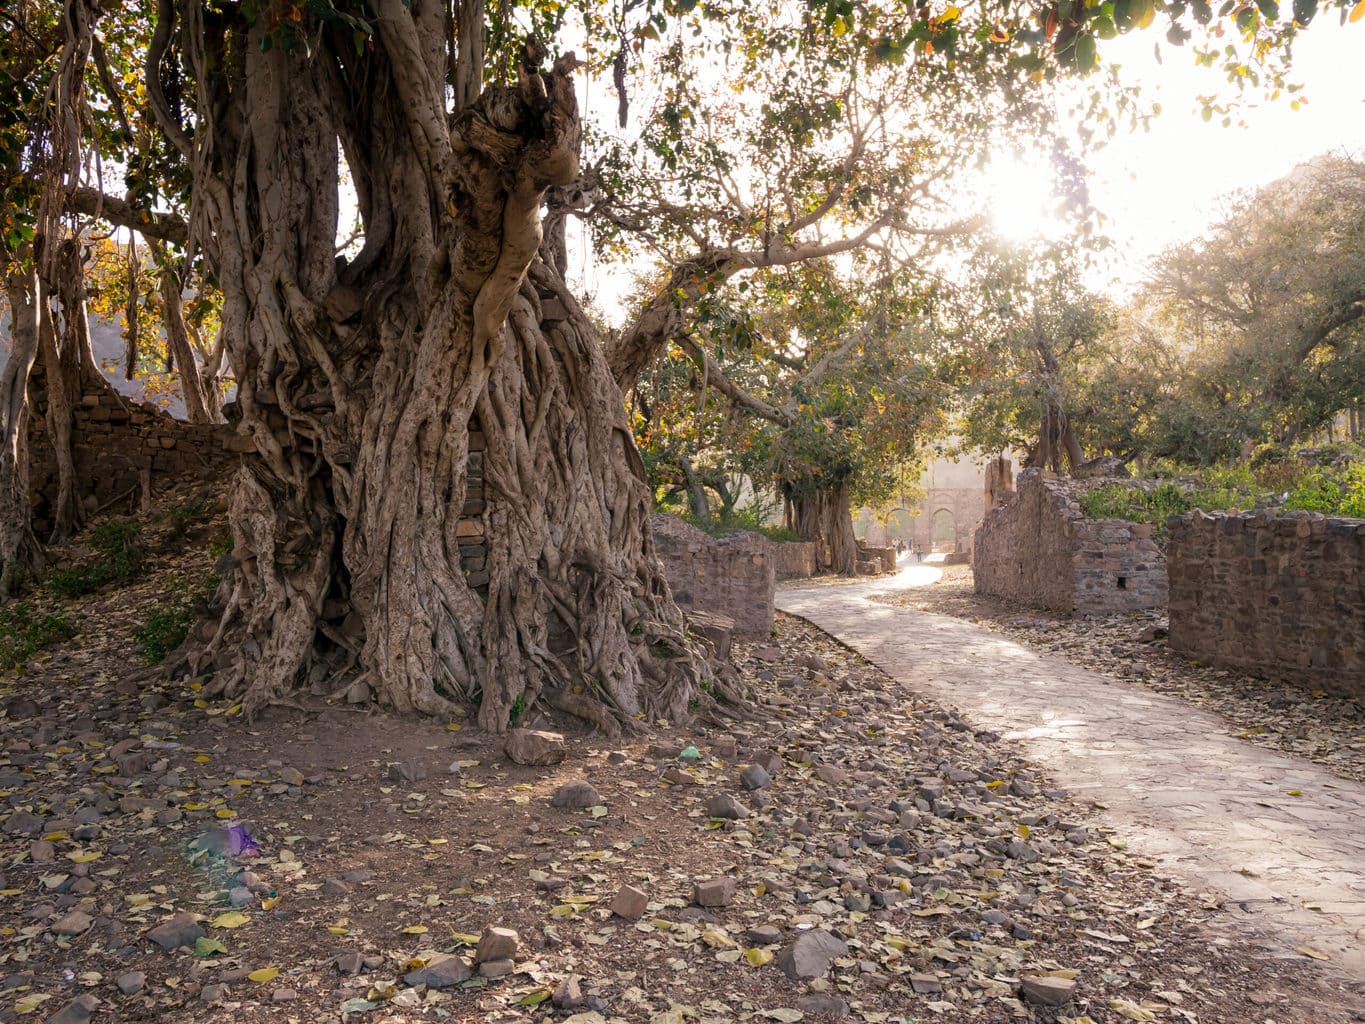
[778,568,1365,983]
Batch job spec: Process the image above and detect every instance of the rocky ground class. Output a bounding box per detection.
[1,527,1363,1023]
[881,566,1365,784]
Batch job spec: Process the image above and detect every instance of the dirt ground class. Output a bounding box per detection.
[1,517,1363,1024]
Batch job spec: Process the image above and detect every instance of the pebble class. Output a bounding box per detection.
[552,975,584,1009]
[747,924,782,945]
[271,988,298,1002]
[281,767,305,786]
[478,958,515,978]
[116,971,146,995]
[201,983,226,1003]
[406,954,472,988]
[50,910,93,936]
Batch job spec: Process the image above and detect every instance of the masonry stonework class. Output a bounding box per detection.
[650,515,774,638]
[972,470,1167,616]
[1167,510,1365,700]
[767,541,817,581]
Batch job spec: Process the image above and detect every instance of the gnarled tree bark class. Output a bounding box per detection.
[151,6,724,730]
[0,269,46,595]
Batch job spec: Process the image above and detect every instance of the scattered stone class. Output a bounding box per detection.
[1020,975,1077,1006]
[116,971,146,995]
[227,886,254,908]
[552,975,584,1009]
[739,764,771,791]
[693,878,736,908]
[776,929,848,980]
[910,973,942,994]
[50,910,94,936]
[321,878,351,896]
[551,780,601,809]
[281,767,305,786]
[503,728,567,766]
[747,924,783,945]
[147,912,206,949]
[271,988,298,1002]
[797,994,850,1018]
[335,952,365,976]
[475,925,519,963]
[201,983,226,1004]
[404,954,472,989]
[610,885,648,921]
[4,810,43,836]
[705,793,748,819]
[478,958,515,979]
[387,760,426,784]
[46,995,98,1024]
[29,840,54,864]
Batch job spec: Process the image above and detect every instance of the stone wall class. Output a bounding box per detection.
[27,388,248,535]
[1168,510,1365,699]
[768,541,817,581]
[650,515,774,637]
[972,470,1167,616]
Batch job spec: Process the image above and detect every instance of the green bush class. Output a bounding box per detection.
[0,604,76,671]
[682,506,801,543]
[1079,483,1190,532]
[46,519,144,598]
[1283,465,1365,518]
[132,605,192,664]
[167,500,210,538]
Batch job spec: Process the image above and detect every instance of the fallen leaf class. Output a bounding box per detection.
[248,967,279,983]
[211,912,250,929]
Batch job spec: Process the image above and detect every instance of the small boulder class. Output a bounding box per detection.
[475,925,519,964]
[776,929,848,980]
[147,912,205,950]
[116,972,146,995]
[503,729,567,766]
[404,954,472,989]
[50,910,94,936]
[610,884,649,921]
[693,878,736,908]
[739,765,771,791]
[705,794,748,820]
[552,975,584,1009]
[1020,975,1076,1006]
[478,958,515,979]
[45,995,98,1024]
[550,780,601,809]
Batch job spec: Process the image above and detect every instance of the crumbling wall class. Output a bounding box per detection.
[1168,510,1364,700]
[650,515,774,637]
[972,470,1167,616]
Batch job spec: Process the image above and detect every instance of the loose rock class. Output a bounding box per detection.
[147,912,206,949]
[705,793,748,819]
[610,884,648,921]
[693,877,736,908]
[551,780,601,809]
[475,925,519,963]
[1021,975,1077,1006]
[776,929,848,980]
[503,728,567,766]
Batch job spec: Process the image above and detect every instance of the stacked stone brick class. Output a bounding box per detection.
[27,390,248,535]
[1167,510,1364,700]
[650,515,775,638]
[972,469,1167,616]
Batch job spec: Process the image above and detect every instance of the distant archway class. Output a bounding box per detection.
[931,508,956,551]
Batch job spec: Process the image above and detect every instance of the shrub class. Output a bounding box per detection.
[132,605,192,664]
[0,604,76,671]
[1283,465,1365,518]
[683,506,802,543]
[167,500,210,538]
[1079,483,1190,532]
[46,519,144,598]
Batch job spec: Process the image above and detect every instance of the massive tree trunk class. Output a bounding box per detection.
[156,6,718,730]
[783,478,856,575]
[0,269,45,595]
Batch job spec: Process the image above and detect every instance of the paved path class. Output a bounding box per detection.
[778,570,1365,983]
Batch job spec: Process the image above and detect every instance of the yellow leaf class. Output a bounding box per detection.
[449,931,481,945]
[248,967,279,983]
[549,904,580,918]
[125,894,151,907]
[1296,946,1330,960]
[14,993,50,1013]
[1016,824,1030,839]
[42,832,70,841]
[194,755,211,763]
[227,779,253,786]
[260,896,281,911]
[744,947,773,966]
[211,912,250,929]
[67,851,102,863]
[1351,0,1365,23]
[446,722,462,731]
[1287,789,1302,796]
[401,925,428,934]
[941,5,962,20]
[215,809,237,819]
[326,926,348,935]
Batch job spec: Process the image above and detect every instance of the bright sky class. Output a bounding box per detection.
[985,21,1365,291]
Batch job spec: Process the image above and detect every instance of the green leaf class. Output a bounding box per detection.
[1075,33,1098,71]
[194,936,229,957]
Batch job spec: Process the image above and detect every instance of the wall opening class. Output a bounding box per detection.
[931,508,956,551]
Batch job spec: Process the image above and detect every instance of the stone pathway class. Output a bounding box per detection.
[778,569,1365,983]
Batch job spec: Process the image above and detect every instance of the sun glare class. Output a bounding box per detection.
[982,154,1066,243]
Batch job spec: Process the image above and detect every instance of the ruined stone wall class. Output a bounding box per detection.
[972,470,1167,616]
[27,389,247,536]
[650,514,774,637]
[768,541,817,581]
[1168,510,1365,699]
